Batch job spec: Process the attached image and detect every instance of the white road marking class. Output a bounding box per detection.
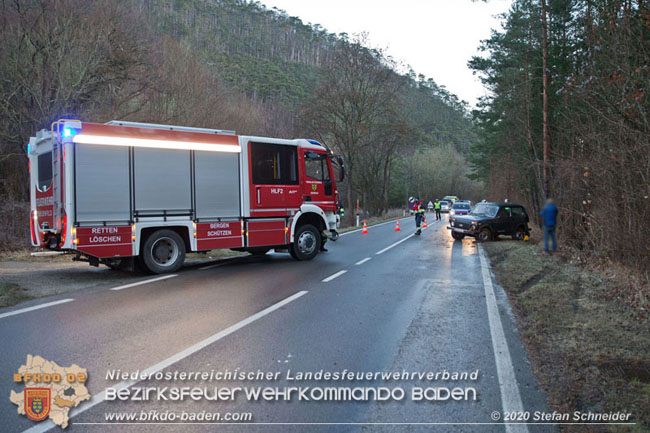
[478,246,529,433]
[322,270,347,282]
[22,290,309,433]
[340,217,411,236]
[0,299,74,320]
[375,234,415,255]
[109,274,178,291]
[355,257,371,265]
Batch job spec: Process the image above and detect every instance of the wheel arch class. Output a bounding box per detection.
[290,207,327,242]
[139,225,191,255]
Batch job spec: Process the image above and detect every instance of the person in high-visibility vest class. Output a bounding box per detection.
[409,196,425,235]
[434,199,441,220]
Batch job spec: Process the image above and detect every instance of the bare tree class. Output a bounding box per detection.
[541,0,551,198]
[0,0,153,199]
[301,36,406,217]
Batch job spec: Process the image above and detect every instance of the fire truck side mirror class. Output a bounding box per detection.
[335,155,345,182]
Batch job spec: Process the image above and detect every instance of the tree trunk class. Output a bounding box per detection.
[346,180,353,226]
[381,156,391,213]
[541,0,552,198]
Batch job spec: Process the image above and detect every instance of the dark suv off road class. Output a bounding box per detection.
[447,202,530,241]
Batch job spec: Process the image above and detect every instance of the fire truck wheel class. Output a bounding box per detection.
[293,224,320,261]
[142,230,186,274]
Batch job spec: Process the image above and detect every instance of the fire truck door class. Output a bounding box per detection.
[302,150,334,204]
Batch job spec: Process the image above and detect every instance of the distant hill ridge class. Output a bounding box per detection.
[137,0,476,154]
[139,0,337,104]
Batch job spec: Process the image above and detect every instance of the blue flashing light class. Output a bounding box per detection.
[62,127,77,138]
[307,139,323,147]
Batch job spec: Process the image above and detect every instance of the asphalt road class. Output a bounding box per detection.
[1,215,554,433]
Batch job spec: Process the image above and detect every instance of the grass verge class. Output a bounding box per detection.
[483,240,650,432]
[0,281,32,308]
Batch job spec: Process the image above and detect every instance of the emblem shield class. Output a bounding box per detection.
[24,388,50,422]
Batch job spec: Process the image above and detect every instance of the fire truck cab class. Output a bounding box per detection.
[28,120,344,273]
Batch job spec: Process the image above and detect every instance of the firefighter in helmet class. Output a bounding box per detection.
[409,196,425,235]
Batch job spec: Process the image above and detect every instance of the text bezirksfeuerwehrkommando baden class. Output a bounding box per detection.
[105,369,480,402]
[105,385,477,402]
[106,368,479,383]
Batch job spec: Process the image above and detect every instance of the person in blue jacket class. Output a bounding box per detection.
[540,198,558,255]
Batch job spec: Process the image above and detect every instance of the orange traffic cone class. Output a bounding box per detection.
[361,220,368,234]
[423,216,428,228]
[394,219,401,231]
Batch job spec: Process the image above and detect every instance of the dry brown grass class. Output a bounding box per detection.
[0,199,30,252]
[484,240,650,433]
[0,281,32,308]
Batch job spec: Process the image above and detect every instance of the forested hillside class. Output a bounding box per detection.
[469,0,649,273]
[0,0,480,246]
[137,0,482,212]
[0,0,480,249]
[139,0,334,106]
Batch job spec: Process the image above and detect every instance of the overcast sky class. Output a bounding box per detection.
[259,0,513,108]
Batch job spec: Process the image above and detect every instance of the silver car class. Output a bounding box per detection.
[440,200,452,213]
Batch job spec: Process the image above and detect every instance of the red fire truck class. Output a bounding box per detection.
[28,120,344,273]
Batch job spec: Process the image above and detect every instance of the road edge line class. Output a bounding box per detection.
[340,216,412,236]
[478,245,529,433]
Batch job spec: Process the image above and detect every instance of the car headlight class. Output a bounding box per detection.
[450,210,455,215]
